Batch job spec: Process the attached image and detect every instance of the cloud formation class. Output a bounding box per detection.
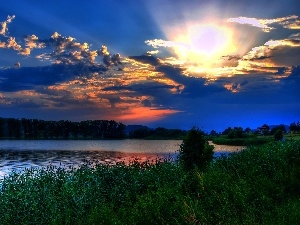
[0,16,122,68]
[228,15,299,32]
[0,11,299,129]
[145,39,189,49]
[0,15,33,56]
[0,15,15,36]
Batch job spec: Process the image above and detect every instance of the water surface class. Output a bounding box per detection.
[0,140,245,179]
[0,140,181,179]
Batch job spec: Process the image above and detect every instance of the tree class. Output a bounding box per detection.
[290,122,300,133]
[7,118,21,139]
[261,124,270,135]
[222,127,232,135]
[71,122,80,139]
[274,130,283,141]
[209,130,218,137]
[178,127,214,171]
[129,127,151,139]
[244,127,252,133]
[270,124,286,135]
[227,127,244,139]
[0,117,5,138]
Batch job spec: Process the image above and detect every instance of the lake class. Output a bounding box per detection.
[0,140,245,179]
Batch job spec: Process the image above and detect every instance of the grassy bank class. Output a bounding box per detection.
[212,136,273,146]
[284,133,300,141]
[0,141,300,224]
[212,133,300,146]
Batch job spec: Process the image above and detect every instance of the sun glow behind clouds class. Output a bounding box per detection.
[146,16,237,77]
[166,23,237,78]
[176,24,235,60]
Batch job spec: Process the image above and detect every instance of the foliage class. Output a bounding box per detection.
[178,127,214,170]
[209,129,218,137]
[0,141,300,224]
[0,117,126,140]
[270,124,287,135]
[213,136,273,146]
[261,124,270,135]
[7,118,21,139]
[274,129,283,141]
[129,126,187,140]
[222,126,232,135]
[0,160,187,225]
[222,126,251,137]
[0,117,5,138]
[244,127,252,133]
[290,121,300,133]
[129,126,152,138]
[227,127,245,139]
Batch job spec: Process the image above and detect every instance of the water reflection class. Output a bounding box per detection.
[0,149,177,179]
[0,139,182,179]
[0,140,245,179]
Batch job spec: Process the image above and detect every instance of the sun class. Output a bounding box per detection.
[170,23,236,66]
[189,25,230,57]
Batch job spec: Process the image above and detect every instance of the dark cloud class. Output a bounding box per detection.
[111,53,122,65]
[0,63,107,92]
[129,55,160,66]
[156,65,225,97]
[283,64,300,96]
[270,45,300,65]
[141,99,152,107]
[276,67,287,75]
[128,55,227,104]
[240,80,249,86]
[8,99,48,109]
[107,96,121,108]
[247,55,272,61]
[289,65,300,78]
[221,55,241,61]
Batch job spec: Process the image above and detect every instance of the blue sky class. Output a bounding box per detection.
[0,0,299,131]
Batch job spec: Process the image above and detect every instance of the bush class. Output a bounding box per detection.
[274,130,283,141]
[178,127,214,170]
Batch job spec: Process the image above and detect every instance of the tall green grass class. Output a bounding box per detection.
[212,136,273,146]
[0,141,299,224]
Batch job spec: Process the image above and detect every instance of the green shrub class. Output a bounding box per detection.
[178,127,214,170]
[274,129,283,141]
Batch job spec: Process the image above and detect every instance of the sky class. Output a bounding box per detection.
[0,0,299,132]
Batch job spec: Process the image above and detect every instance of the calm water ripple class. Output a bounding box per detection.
[0,140,182,179]
[0,140,245,180]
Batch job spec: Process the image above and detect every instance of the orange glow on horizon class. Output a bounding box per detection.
[117,107,180,123]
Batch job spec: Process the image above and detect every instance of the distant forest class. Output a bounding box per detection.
[0,118,187,140]
[0,118,126,140]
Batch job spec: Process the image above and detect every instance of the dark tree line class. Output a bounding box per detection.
[129,126,187,139]
[220,127,248,139]
[270,124,287,135]
[290,122,300,133]
[0,118,126,140]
